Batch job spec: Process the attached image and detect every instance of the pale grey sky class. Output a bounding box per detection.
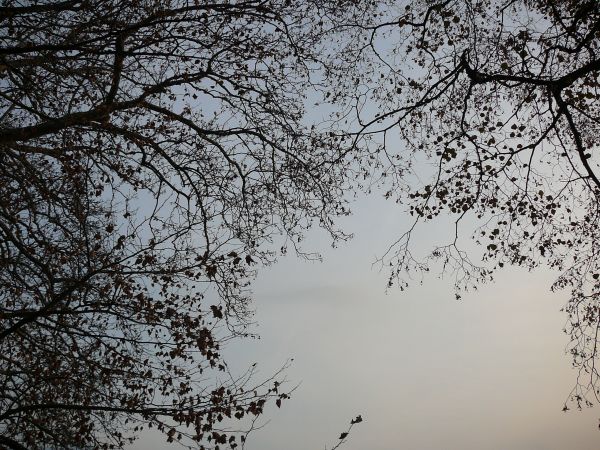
[243,195,599,450]
[131,193,599,450]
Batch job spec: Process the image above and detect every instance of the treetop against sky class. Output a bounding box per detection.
[1,1,600,448]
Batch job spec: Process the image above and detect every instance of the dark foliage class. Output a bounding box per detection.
[0,1,374,448]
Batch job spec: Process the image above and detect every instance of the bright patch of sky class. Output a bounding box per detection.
[131,192,599,450]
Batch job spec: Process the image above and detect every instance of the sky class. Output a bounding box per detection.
[132,193,599,450]
[128,4,600,447]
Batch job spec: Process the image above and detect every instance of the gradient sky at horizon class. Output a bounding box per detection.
[131,192,600,450]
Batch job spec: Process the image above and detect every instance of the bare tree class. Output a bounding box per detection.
[0,1,374,448]
[327,0,600,411]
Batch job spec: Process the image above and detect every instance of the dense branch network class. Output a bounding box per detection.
[0,1,374,448]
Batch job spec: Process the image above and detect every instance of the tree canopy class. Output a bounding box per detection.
[0,0,373,448]
[3,0,600,448]
[330,0,600,410]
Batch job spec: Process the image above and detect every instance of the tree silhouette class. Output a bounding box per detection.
[5,0,600,446]
[0,1,374,448]
[330,0,600,411]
